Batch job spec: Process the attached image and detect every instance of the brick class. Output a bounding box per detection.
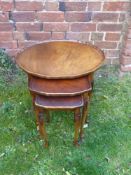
[91,32,103,41]
[16,22,42,31]
[6,49,20,57]
[104,59,111,65]
[0,12,8,22]
[103,2,130,11]
[26,32,51,41]
[112,58,119,65]
[120,65,131,72]
[66,32,82,40]
[122,48,131,56]
[104,50,120,58]
[127,29,131,39]
[0,32,13,41]
[125,39,131,49]
[65,12,92,22]
[88,2,101,11]
[18,41,38,49]
[103,59,111,65]
[120,54,131,65]
[13,31,25,41]
[0,0,13,11]
[59,2,87,11]
[98,24,122,32]
[52,32,65,40]
[66,32,90,42]
[118,42,122,50]
[71,23,96,32]
[45,2,58,11]
[93,13,118,22]
[103,58,115,65]
[127,16,131,28]
[44,23,69,32]
[105,33,121,41]
[15,1,43,11]
[37,12,64,22]
[80,33,90,42]
[119,13,126,22]
[0,41,17,49]
[95,41,117,49]
[0,22,14,31]
[11,12,35,22]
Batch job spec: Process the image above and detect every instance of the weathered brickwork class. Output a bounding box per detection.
[120,15,131,72]
[0,0,130,71]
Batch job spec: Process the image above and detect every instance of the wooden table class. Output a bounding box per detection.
[16,41,105,147]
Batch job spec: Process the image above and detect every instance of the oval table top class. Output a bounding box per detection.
[16,41,105,79]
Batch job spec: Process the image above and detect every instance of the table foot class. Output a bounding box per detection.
[73,141,80,147]
[44,141,49,148]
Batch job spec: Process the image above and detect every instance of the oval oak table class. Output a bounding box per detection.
[16,41,105,147]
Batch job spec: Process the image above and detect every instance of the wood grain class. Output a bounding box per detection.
[16,41,105,79]
[28,75,92,96]
[35,95,84,109]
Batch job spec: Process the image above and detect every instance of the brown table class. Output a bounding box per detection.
[16,41,105,147]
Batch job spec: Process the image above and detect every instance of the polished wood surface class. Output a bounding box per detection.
[35,94,83,146]
[35,95,84,109]
[28,75,92,96]
[16,41,104,147]
[17,41,105,79]
[35,108,48,147]
[29,74,92,146]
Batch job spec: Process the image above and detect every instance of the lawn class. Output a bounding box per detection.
[0,51,131,175]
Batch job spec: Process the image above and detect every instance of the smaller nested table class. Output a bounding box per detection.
[16,41,105,147]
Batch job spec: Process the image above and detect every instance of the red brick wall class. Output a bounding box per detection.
[120,15,131,72]
[0,0,130,71]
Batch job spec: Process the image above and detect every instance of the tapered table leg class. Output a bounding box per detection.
[80,100,88,140]
[30,91,35,108]
[31,93,50,127]
[74,108,81,146]
[35,107,48,147]
[28,75,36,108]
[88,72,94,101]
[85,73,94,124]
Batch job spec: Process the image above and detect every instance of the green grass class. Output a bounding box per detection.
[0,64,131,175]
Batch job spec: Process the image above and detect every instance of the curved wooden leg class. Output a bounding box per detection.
[88,80,94,101]
[74,108,81,146]
[30,91,35,108]
[83,93,89,125]
[29,91,40,128]
[34,103,39,129]
[88,90,93,101]
[88,72,94,102]
[88,73,94,86]
[39,112,48,148]
[35,107,48,147]
[85,73,94,124]
[80,101,88,140]
[91,80,94,90]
